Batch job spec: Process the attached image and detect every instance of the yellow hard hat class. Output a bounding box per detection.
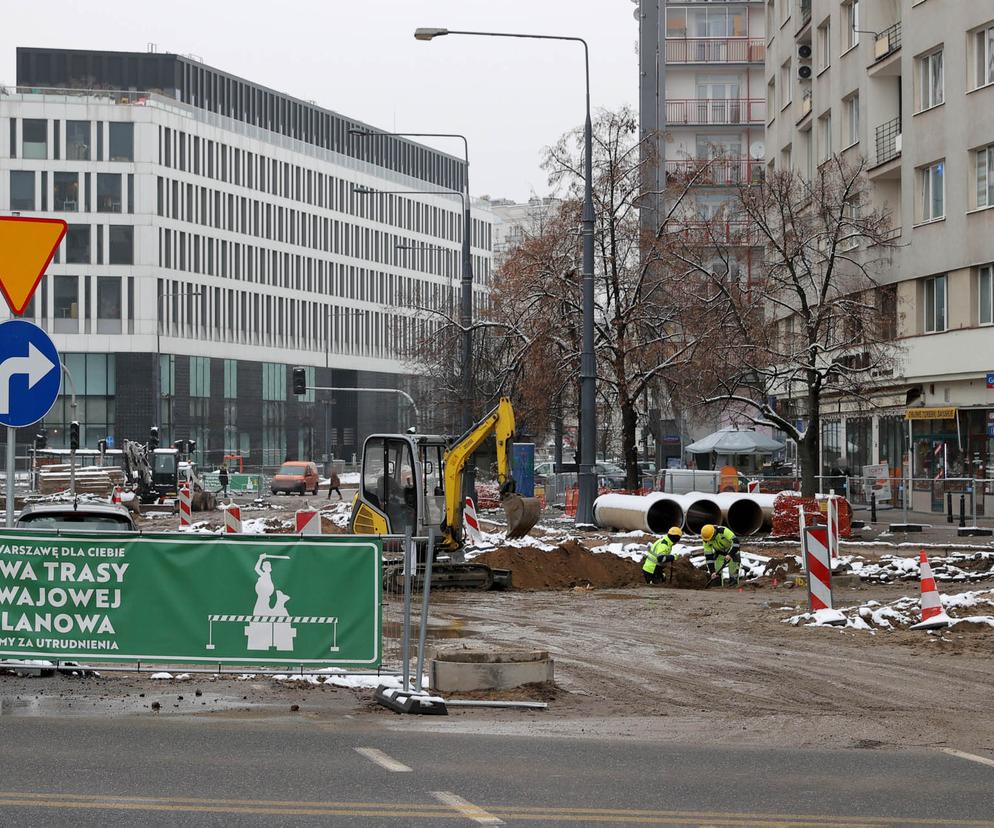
[667,526,683,539]
[701,524,716,541]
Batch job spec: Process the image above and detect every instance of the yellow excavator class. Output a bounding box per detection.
[348,397,542,589]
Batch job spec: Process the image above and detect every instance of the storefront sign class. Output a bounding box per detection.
[986,372,994,389]
[905,407,958,421]
[0,532,381,667]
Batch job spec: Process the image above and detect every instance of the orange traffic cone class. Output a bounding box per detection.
[910,550,952,630]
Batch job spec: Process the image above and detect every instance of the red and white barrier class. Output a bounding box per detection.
[911,550,953,630]
[178,484,192,527]
[111,486,123,505]
[463,496,483,546]
[747,479,760,493]
[801,525,833,611]
[223,504,242,534]
[295,508,321,535]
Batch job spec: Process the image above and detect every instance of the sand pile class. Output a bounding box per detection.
[474,540,643,590]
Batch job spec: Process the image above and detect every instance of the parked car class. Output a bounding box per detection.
[271,461,321,495]
[16,502,137,532]
[594,462,628,489]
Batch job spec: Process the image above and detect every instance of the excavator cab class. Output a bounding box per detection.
[349,435,447,540]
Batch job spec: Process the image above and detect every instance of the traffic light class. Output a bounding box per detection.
[97,439,107,454]
[149,426,159,451]
[69,421,80,452]
[34,430,47,450]
[292,367,307,395]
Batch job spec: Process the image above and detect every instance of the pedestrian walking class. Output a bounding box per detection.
[327,469,342,501]
[218,465,230,499]
[642,526,683,584]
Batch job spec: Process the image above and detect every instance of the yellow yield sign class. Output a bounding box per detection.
[0,216,67,315]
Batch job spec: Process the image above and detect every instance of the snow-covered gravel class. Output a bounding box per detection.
[783,589,994,632]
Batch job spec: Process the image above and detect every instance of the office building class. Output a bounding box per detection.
[1,47,495,467]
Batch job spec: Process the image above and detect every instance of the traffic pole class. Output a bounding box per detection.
[5,426,14,528]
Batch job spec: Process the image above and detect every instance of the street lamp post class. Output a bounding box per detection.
[414,27,597,526]
[350,128,475,437]
[156,288,202,444]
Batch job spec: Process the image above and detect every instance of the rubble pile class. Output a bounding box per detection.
[783,589,994,632]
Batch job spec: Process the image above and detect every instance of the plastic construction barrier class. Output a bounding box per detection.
[771,494,852,538]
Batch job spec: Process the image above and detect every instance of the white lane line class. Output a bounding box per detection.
[942,748,994,769]
[431,791,504,825]
[353,747,412,773]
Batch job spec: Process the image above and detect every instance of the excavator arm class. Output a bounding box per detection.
[442,398,540,545]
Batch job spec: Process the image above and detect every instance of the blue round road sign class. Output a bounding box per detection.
[0,319,61,428]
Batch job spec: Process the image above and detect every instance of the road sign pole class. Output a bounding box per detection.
[6,426,15,528]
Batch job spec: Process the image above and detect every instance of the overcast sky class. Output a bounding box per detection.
[3,0,640,202]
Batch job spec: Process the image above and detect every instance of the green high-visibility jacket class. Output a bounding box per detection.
[643,535,676,573]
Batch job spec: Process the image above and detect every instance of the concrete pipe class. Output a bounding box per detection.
[592,493,684,535]
[679,493,723,534]
[712,493,765,536]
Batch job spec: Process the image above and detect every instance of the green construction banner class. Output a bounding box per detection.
[0,531,381,667]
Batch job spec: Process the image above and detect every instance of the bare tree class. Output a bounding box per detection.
[667,156,899,496]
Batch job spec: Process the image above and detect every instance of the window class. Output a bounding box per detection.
[66,121,90,160]
[190,356,211,397]
[923,274,947,333]
[53,172,79,211]
[97,174,122,212]
[919,160,944,222]
[917,49,944,111]
[108,123,134,162]
[65,225,91,264]
[817,19,831,70]
[665,6,746,38]
[975,144,994,209]
[108,226,134,265]
[53,275,79,332]
[980,265,993,326]
[818,110,832,161]
[10,170,35,210]
[224,359,238,399]
[780,59,792,108]
[844,93,859,147]
[767,77,776,122]
[96,277,121,334]
[844,0,859,51]
[975,24,994,88]
[22,119,47,159]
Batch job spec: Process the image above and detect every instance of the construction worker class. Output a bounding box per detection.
[700,524,741,586]
[642,526,683,584]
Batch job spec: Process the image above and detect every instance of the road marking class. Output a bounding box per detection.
[0,791,992,826]
[432,791,504,825]
[942,748,994,769]
[354,747,413,772]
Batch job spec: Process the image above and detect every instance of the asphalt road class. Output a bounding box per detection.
[0,713,992,827]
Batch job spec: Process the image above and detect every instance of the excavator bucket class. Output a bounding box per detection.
[502,494,542,539]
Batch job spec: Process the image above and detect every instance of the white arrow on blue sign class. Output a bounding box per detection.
[0,319,61,428]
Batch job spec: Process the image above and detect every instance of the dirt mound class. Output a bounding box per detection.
[665,556,711,589]
[474,541,643,590]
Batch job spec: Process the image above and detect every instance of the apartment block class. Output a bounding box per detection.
[765,0,994,502]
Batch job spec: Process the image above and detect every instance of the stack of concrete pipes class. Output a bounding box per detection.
[592,491,778,536]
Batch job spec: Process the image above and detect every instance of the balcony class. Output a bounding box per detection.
[665,158,765,187]
[663,219,759,246]
[873,21,901,62]
[873,117,902,168]
[666,98,765,126]
[665,38,766,65]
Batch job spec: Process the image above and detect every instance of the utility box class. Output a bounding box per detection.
[512,443,535,497]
